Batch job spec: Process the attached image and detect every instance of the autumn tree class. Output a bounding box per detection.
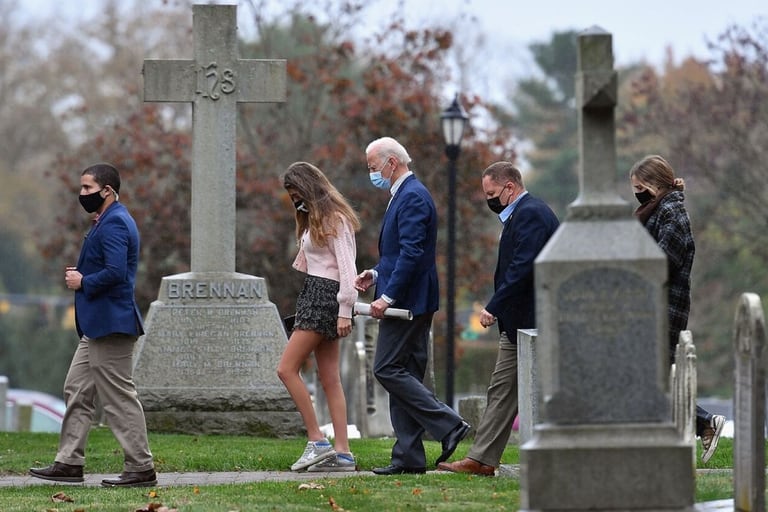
[38,0,514,344]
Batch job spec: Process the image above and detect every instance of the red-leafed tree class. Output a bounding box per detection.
[39,1,516,343]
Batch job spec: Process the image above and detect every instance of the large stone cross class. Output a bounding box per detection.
[143,4,286,272]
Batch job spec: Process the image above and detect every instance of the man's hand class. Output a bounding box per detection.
[479,308,497,328]
[65,267,83,291]
[354,270,374,292]
[369,298,390,319]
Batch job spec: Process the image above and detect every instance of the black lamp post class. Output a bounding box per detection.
[440,94,468,409]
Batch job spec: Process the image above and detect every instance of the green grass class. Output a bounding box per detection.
[0,429,746,511]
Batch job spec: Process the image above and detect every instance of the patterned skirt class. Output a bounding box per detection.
[294,275,340,341]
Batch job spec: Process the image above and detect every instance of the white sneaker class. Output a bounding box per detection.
[290,439,335,471]
[307,453,357,473]
[701,415,726,463]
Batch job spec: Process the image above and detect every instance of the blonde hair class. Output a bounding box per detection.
[282,161,361,247]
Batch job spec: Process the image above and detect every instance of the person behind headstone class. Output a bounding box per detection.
[354,136,470,475]
[29,163,157,487]
[278,161,360,472]
[630,154,725,463]
[438,161,559,476]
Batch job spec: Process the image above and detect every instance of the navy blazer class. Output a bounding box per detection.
[485,193,559,335]
[74,202,145,339]
[374,174,439,316]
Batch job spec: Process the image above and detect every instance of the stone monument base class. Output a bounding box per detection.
[133,272,303,437]
[520,423,694,511]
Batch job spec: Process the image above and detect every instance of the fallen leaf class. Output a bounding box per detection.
[148,490,158,498]
[412,488,422,496]
[51,492,74,503]
[193,486,200,494]
[328,496,345,511]
[298,482,325,490]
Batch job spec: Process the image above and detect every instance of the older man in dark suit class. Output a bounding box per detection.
[355,137,469,475]
[438,161,559,476]
[30,163,156,487]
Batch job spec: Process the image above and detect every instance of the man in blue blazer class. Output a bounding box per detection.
[355,137,469,475]
[438,161,559,476]
[30,163,156,487]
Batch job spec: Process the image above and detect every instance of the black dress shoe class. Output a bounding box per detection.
[372,464,426,475]
[436,420,471,465]
[101,468,157,488]
[29,462,84,483]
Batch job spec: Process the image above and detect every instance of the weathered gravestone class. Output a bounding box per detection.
[732,292,766,512]
[520,27,694,511]
[671,330,697,466]
[132,4,301,436]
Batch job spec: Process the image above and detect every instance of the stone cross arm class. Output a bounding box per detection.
[143,59,286,104]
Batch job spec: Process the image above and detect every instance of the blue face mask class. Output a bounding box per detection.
[369,171,391,190]
[369,159,392,189]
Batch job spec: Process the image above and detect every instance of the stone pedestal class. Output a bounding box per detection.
[133,272,302,436]
[521,423,694,511]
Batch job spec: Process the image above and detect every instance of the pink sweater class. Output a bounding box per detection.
[291,215,358,318]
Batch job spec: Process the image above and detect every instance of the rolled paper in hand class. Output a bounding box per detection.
[353,302,413,320]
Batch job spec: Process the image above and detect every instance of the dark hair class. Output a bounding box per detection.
[482,161,523,187]
[82,163,121,193]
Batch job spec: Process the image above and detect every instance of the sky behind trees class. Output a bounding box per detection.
[18,0,766,103]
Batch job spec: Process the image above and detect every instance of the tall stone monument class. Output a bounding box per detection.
[519,27,695,510]
[133,4,302,436]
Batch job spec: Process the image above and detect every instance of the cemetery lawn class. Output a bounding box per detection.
[0,428,745,511]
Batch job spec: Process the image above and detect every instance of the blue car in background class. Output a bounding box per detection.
[4,389,66,433]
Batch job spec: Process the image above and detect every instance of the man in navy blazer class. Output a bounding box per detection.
[30,163,156,488]
[438,161,559,476]
[355,137,469,475]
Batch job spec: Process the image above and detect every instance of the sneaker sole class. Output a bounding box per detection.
[701,417,725,463]
[307,466,357,473]
[290,450,336,472]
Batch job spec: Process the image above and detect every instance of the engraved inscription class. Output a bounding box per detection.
[558,268,654,339]
[167,280,264,300]
[195,62,236,100]
[143,306,283,385]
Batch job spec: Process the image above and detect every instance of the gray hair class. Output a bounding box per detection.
[366,137,412,165]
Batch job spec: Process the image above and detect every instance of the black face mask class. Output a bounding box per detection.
[293,200,309,213]
[79,189,106,213]
[486,196,505,214]
[634,190,654,204]
[487,186,510,214]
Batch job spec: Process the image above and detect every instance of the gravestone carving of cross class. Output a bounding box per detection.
[143,4,286,272]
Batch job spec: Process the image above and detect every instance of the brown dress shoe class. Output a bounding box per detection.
[437,457,495,476]
[29,462,84,483]
[101,468,157,488]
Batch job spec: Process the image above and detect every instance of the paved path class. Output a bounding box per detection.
[0,470,381,488]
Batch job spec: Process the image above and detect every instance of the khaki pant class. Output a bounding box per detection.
[56,334,153,472]
[467,331,518,467]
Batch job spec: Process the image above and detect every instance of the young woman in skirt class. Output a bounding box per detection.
[278,161,361,472]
